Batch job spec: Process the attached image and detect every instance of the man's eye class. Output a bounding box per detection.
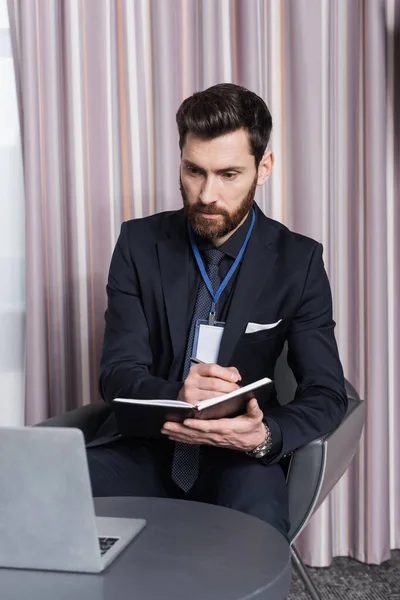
[187,166,200,175]
[222,172,237,179]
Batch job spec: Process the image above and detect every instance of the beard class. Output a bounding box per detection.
[180,175,257,240]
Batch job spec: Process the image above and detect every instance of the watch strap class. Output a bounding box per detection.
[246,422,272,459]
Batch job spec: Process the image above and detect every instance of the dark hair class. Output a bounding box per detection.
[176,83,272,167]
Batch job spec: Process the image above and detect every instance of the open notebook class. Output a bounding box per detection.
[112,377,272,438]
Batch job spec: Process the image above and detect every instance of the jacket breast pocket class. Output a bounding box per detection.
[239,320,285,345]
[231,324,286,383]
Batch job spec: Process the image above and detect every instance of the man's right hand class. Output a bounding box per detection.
[178,363,242,405]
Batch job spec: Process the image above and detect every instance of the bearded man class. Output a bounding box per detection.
[87,83,347,540]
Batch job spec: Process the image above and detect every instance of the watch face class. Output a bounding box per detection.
[255,448,269,458]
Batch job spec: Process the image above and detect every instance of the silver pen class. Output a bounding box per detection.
[189,356,206,365]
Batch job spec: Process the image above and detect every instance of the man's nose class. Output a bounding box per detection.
[199,177,219,204]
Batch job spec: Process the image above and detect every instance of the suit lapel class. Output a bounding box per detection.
[218,209,279,367]
[157,210,190,363]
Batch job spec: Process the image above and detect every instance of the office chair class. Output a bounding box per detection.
[36,346,365,600]
[274,344,365,599]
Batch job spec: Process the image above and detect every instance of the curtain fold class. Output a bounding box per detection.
[7,0,400,566]
[0,0,25,427]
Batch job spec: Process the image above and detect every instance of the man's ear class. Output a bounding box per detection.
[257,151,274,186]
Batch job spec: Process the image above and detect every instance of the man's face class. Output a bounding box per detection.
[180,129,271,241]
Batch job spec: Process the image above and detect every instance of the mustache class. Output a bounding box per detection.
[192,203,227,215]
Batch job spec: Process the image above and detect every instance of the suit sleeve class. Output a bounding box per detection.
[99,223,182,404]
[263,242,348,462]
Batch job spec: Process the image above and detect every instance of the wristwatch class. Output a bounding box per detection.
[246,422,273,459]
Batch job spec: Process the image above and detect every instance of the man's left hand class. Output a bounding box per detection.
[161,398,266,452]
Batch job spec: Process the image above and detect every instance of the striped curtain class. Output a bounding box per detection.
[7,0,400,566]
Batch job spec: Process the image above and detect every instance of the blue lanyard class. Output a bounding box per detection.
[188,208,256,324]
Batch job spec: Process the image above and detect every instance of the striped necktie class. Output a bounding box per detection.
[171,247,224,492]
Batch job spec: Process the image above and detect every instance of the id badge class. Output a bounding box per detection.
[192,319,225,364]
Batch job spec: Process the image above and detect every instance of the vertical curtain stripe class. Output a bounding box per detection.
[181,0,188,98]
[269,0,283,223]
[68,0,90,408]
[356,0,367,559]
[141,0,155,215]
[105,0,116,250]
[111,2,123,242]
[385,0,396,549]
[331,0,349,548]
[81,0,98,396]
[259,3,264,91]
[261,0,268,105]
[116,0,130,222]
[35,1,52,413]
[48,0,65,406]
[394,0,400,549]
[220,0,232,82]
[363,3,372,562]
[337,0,348,366]
[204,0,212,85]
[321,0,329,260]
[365,0,391,564]
[230,0,237,82]
[125,1,143,219]
[320,0,335,560]
[335,1,349,555]
[279,0,287,226]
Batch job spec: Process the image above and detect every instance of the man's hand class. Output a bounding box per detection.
[177,362,242,405]
[161,398,266,452]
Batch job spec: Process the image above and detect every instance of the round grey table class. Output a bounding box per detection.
[1,497,291,600]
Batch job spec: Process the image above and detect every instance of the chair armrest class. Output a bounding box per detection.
[314,397,365,513]
[34,401,112,444]
[287,397,365,542]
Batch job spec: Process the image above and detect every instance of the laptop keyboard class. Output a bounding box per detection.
[99,536,119,556]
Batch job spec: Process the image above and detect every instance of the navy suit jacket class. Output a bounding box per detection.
[92,203,348,463]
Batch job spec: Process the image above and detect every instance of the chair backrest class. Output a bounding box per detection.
[273,344,365,543]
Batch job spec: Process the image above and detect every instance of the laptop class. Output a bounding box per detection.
[0,426,146,573]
